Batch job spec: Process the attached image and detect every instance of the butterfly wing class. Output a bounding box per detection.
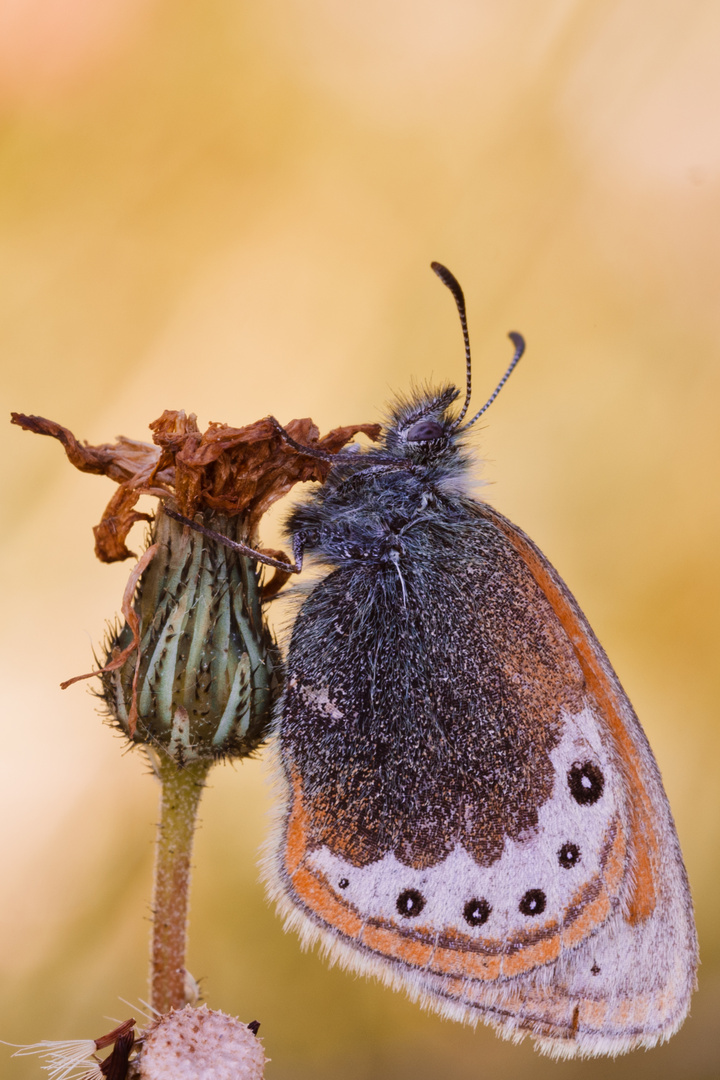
[265,502,697,1058]
[418,505,697,1056]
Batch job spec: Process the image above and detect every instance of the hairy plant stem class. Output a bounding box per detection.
[150,752,213,1014]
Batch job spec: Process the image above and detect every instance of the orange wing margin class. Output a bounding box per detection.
[282,768,628,980]
[477,503,657,923]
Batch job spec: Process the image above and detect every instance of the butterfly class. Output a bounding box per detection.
[255,263,699,1058]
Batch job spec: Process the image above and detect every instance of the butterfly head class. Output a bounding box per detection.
[382,384,464,466]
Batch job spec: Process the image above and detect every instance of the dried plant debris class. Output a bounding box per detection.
[11,407,379,758]
[11,410,380,561]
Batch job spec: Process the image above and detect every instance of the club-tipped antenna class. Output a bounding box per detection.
[457,331,525,431]
[431,262,473,426]
[431,261,525,432]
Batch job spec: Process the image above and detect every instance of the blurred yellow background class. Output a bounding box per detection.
[1,2,718,1077]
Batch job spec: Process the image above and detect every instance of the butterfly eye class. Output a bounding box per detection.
[519,889,546,917]
[463,898,491,927]
[568,761,605,805]
[405,419,444,443]
[396,889,425,918]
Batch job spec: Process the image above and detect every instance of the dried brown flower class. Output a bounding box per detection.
[11,409,380,563]
[11,408,380,755]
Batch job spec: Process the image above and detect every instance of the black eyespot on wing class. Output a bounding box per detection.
[397,889,425,918]
[591,962,601,975]
[405,419,444,443]
[338,878,349,889]
[558,842,581,868]
[519,889,546,917]
[463,898,491,927]
[568,761,605,805]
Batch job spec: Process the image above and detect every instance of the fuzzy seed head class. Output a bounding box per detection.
[135,1006,266,1080]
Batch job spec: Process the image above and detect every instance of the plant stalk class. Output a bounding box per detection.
[150,752,212,1014]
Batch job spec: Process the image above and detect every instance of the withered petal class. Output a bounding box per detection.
[60,543,159,729]
[148,408,200,447]
[94,1018,137,1051]
[258,549,295,600]
[318,422,382,451]
[11,413,123,477]
[11,410,382,562]
[93,484,153,563]
[11,412,162,486]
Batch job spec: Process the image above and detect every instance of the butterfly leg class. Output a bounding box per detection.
[269,416,402,469]
[292,533,306,573]
[163,505,299,573]
[268,417,337,462]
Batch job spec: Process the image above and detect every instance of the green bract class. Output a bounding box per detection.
[101,506,282,762]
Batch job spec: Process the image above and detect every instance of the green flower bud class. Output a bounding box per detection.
[11,407,379,764]
[100,505,281,762]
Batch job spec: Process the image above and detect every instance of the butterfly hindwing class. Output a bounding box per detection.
[265,499,696,1056]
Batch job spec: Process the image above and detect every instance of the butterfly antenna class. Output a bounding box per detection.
[431,262,473,426]
[458,331,525,431]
